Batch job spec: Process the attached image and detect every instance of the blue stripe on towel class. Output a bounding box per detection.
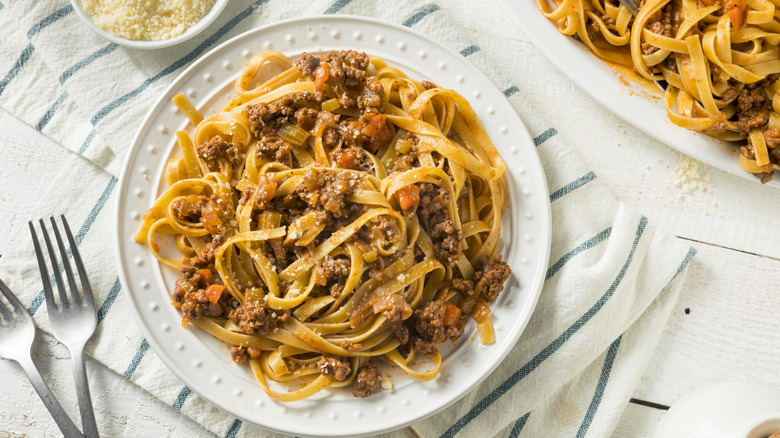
[549,171,596,202]
[575,336,623,437]
[172,386,191,410]
[460,45,480,57]
[97,277,121,324]
[0,44,34,97]
[503,86,519,98]
[324,0,353,14]
[35,91,68,131]
[27,4,72,39]
[403,4,440,27]
[546,227,612,281]
[440,216,648,438]
[59,43,118,84]
[123,339,150,379]
[0,5,73,97]
[226,419,243,438]
[533,128,557,146]
[77,129,97,155]
[508,412,531,438]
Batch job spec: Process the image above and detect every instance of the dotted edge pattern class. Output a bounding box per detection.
[115,15,551,438]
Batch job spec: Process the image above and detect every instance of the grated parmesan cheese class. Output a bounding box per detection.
[672,155,711,198]
[380,378,394,392]
[80,0,216,41]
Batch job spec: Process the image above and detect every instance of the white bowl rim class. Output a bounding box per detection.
[69,0,229,49]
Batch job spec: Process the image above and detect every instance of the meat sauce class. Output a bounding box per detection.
[171,50,512,398]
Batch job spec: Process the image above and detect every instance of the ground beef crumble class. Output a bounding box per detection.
[256,138,292,162]
[474,255,512,301]
[450,278,476,296]
[313,255,351,298]
[245,92,317,136]
[228,299,276,336]
[318,355,352,381]
[352,363,381,397]
[733,75,779,134]
[296,50,370,89]
[180,235,223,276]
[341,340,362,352]
[295,168,361,217]
[230,346,260,364]
[177,285,228,323]
[418,183,463,268]
[197,137,242,168]
[413,299,465,344]
[171,195,208,222]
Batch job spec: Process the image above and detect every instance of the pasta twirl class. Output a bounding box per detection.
[136,50,513,401]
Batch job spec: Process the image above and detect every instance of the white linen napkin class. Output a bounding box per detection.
[0,0,695,436]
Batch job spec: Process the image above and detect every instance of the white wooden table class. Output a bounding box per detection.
[1,2,779,436]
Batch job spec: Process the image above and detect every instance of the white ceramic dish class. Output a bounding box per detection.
[654,381,780,438]
[115,16,551,437]
[70,0,228,49]
[498,0,780,188]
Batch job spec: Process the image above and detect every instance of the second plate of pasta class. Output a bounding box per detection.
[500,0,780,187]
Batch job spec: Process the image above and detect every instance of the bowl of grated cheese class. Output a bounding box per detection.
[70,0,229,49]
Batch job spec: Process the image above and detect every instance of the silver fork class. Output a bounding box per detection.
[0,278,84,438]
[30,216,100,438]
[619,0,641,15]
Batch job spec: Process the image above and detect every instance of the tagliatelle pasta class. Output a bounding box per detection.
[135,50,513,401]
[536,0,780,182]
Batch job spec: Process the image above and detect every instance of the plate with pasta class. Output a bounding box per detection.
[115,16,551,437]
[500,0,780,186]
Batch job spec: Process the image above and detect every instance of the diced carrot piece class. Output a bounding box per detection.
[197,269,213,287]
[363,114,386,137]
[206,284,224,304]
[334,148,359,169]
[725,0,747,29]
[396,185,420,211]
[443,301,462,326]
[256,173,277,203]
[314,63,330,92]
[200,201,222,235]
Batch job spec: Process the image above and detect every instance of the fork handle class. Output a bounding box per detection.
[71,347,99,438]
[17,355,85,438]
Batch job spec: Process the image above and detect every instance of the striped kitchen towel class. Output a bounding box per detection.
[0,0,695,437]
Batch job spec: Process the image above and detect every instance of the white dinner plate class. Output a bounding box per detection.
[498,0,780,188]
[115,15,551,437]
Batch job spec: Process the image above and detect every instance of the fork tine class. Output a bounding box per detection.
[0,281,12,319]
[50,216,81,304]
[60,215,93,305]
[0,277,24,314]
[39,219,69,307]
[29,222,58,310]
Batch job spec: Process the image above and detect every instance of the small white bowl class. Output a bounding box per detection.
[69,0,228,49]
